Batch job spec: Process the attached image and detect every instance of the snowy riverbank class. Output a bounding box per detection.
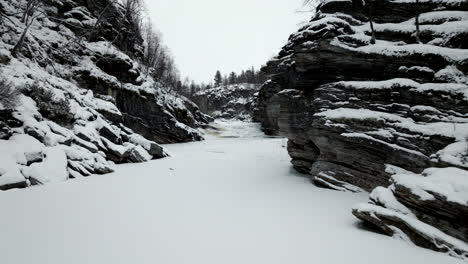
[0,121,460,264]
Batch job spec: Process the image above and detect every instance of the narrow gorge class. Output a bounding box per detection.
[0,0,467,263]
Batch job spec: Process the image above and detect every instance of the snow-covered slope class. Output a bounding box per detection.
[0,0,208,190]
[255,0,468,258]
[0,125,460,264]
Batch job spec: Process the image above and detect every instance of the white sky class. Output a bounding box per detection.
[144,0,310,83]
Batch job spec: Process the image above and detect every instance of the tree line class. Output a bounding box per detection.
[214,67,268,87]
[171,67,268,97]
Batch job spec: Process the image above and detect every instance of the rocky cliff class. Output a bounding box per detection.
[0,0,208,190]
[192,84,260,120]
[254,0,468,258]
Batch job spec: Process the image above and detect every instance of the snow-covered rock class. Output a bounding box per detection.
[254,0,468,256]
[353,167,468,260]
[192,84,260,120]
[0,0,199,190]
[22,147,69,185]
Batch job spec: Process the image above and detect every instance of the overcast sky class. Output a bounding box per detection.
[144,0,310,84]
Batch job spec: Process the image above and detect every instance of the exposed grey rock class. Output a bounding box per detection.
[0,121,12,140]
[128,134,167,159]
[100,137,126,164]
[124,146,151,163]
[147,142,166,159]
[99,125,121,144]
[72,136,99,153]
[0,179,27,191]
[24,126,46,142]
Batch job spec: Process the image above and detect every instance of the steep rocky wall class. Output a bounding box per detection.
[0,0,208,190]
[254,0,468,257]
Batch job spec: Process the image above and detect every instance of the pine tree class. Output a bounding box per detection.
[190,81,197,95]
[214,70,222,87]
[223,75,229,86]
[229,72,237,85]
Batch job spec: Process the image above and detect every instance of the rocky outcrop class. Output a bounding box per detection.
[0,0,206,190]
[353,167,468,259]
[254,0,468,257]
[192,84,260,120]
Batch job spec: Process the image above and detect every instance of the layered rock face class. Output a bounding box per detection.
[192,84,260,120]
[254,0,468,257]
[0,0,207,190]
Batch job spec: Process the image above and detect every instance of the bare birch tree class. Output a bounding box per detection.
[11,0,43,57]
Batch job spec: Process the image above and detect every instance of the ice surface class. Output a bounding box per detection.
[0,122,460,264]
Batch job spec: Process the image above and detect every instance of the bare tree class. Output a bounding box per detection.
[122,0,144,41]
[142,21,163,76]
[11,0,43,57]
[140,20,182,88]
[415,0,421,43]
[302,0,317,9]
[364,0,377,44]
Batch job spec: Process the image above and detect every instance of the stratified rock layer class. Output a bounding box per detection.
[353,167,468,259]
[254,0,468,257]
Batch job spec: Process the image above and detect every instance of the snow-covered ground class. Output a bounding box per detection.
[0,122,460,264]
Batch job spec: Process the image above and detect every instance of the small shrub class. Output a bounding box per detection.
[0,74,20,109]
[24,81,74,125]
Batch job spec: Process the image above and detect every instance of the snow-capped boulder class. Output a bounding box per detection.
[124,145,152,163]
[22,147,69,185]
[127,133,167,159]
[0,134,44,189]
[254,0,468,256]
[192,84,260,120]
[353,167,468,259]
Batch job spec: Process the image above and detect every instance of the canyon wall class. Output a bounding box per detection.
[254,0,468,258]
[0,0,208,190]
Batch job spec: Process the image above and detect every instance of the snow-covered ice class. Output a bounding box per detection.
[0,122,460,264]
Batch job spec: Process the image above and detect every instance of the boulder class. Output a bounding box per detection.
[99,125,121,144]
[128,133,167,159]
[22,147,69,185]
[124,145,152,163]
